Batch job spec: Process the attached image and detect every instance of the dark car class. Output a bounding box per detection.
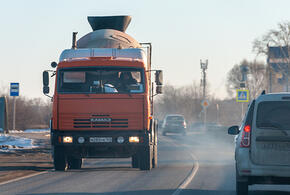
[162,114,187,136]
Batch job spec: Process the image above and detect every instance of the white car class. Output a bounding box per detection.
[228,92,290,195]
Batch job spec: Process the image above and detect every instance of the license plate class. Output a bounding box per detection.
[260,143,290,151]
[89,137,112,143]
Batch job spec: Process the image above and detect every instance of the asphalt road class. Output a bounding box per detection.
[1,128,290,195]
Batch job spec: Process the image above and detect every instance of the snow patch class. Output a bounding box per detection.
[24,129,49,133]
[0,134,36,152]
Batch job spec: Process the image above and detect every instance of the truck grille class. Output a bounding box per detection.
[73,118,128,128]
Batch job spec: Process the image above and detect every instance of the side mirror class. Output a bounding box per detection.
[228,126,239,135]
[156,85,163,94]
[155,70,163,85]
[43,86,50,94]
[43,71,50,94]
[43,71,49,86]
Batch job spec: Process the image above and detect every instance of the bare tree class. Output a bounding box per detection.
[155,83,203,123]
[226,59,266,100]
[253,21,290,55]
[0,85,51,130]
[253,21,290,93]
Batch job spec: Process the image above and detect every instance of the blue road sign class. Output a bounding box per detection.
[236,89,249,102]
[10,83,19,96]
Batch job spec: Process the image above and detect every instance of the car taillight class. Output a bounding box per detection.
[240,125,251,147]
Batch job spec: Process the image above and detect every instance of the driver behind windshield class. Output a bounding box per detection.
[117,72,137,92]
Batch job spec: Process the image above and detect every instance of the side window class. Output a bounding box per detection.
[240,100,255,129]
[245,100,255,126]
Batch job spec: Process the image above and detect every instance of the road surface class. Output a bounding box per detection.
[1,128,290,195]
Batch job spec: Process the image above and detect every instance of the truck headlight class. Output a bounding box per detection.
[63,136,73,143]
[129,136,139,143]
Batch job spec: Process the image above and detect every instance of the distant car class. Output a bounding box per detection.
[228,92,290,195]
[162,114,187,135]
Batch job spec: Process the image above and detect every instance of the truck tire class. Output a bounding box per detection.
[68,157,82,169]
[139,145,153,170]
[131,154,139,168]
[162,131,166,136]
[53,146,67,171]
[152,145,158,168]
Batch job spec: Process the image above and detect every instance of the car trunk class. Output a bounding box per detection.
[251,101,290,166]
[57,95,144,131]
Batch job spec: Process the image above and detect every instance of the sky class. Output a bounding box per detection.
[0,0,290,99]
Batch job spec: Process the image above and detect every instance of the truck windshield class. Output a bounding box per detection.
[58,67,144,94]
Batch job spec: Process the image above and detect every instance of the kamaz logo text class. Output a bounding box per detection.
[90,118,112,123]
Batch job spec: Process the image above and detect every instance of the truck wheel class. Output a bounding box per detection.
[131,154,139,168]
[139,145,153,170]
[68,157,82,169]
[162,131,167,136]
[53,146,67,171]
[152,145,158,168]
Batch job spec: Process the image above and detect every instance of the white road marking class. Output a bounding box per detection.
[0,171,48,186]
[172,152,199,195]
[160,136,200,195]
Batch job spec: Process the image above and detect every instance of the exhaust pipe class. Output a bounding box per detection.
[72,32,78,49]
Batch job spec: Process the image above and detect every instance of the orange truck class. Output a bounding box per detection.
[42,16,163,171]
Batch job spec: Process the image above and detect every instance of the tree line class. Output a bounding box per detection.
[0,87,51,130]
[154,83,244,126]
[156,21,290,126]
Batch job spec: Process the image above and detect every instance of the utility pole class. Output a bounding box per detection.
[240,64,248,119]
[13,96,16,130]
[10,83,19,130]
[200,59,208,128]
[200,59,208,99]
[267,44,272,93]
[216,103,219,125]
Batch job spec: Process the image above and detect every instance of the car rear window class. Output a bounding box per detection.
[166,116,184,121]
[256,101,290,130]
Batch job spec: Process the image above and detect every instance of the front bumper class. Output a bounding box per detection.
[51,130,148,158]
[237,148,290,178]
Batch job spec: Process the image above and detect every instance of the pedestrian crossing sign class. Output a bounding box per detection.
[236,89,249,102]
